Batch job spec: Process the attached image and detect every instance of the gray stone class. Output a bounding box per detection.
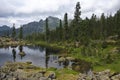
[111,74,120,80]
[1,73,7,79]
[39,77,48,80]
[26,66,36,69]
[66,57,75,61]
[58,57,65,62]
[36,73,43,78]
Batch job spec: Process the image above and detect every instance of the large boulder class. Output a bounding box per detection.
[66,57,75,61]
[58,57,66,62]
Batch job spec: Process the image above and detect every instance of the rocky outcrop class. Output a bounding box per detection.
[78,69,120,80]
[0,62,120,80]
[0,62,56,80]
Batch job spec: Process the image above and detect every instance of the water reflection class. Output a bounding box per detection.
[12,48,16,62]
[0,46,91,73]
[19,45,23,52]
[18,45,26,60]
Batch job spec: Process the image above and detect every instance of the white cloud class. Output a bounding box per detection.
[0,0,120,27]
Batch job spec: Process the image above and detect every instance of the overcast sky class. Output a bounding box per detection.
[0,0,120,28]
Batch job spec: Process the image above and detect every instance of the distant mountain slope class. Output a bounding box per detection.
[0,16,60,36]
[21,16,60,36]
[47,16,60,30]
[0,25,11,36]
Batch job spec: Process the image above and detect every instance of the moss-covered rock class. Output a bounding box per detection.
[58,57,66,62]
[66,57,75,61]
[19,51,26,56]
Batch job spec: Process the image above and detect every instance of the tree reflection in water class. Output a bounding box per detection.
[18,45,26,60]
[12,48,16,62]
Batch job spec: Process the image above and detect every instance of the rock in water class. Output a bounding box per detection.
[26,61,32,64]
[19,51,26,56]
[66,57,75,61]
[58,57,65,62]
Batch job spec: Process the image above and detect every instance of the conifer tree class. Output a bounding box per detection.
[72,2,81,41]
[74,2,81,23]
[45,18,50,42]
[59,19,63,41]
[64,13,69,40]
[12,23,16,39]
[100,13,106,39]
[19,26,23,40]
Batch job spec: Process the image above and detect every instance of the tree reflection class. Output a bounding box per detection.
[18,45,26,60]
[12,48,16,62]
[19,45,23,52]
[45,49,49,68]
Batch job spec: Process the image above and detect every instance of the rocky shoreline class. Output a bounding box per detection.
[0,62,120,80]
[78,69,120,80]
[0,62,56,80]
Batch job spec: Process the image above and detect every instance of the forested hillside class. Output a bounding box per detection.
[25,2,120,72]
[26,2,120,43]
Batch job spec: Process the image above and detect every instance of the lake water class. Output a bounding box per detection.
[0,45,91,73]
[0,46,72,69]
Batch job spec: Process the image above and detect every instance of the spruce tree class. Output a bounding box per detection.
[73,2,81,41]
[45,18,50,42]
[64,13,69,41]
[59,19,63,41]
[12,23,16,39]
[100,13,106,39]
[19,26,23,40]
[74,2,81,23]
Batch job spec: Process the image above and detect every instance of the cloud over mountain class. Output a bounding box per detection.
[0,0,120,28]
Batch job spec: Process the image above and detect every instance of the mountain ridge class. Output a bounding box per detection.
[0,16,60,36]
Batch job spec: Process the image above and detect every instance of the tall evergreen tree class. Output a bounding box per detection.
[45,18,50,42]
[74,2,81,23]
[59,19,63,41]
[90,14,98,39]
[12,23,16,39]
[114,10,120,36]
[19,26,23,40]
[72,2,81,41]
[100,13,106,39]
[64,13,69,40]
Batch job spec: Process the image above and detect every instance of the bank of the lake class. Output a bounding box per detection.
[0,37,120,79]
[0,37,27,47]
[27,40,120,73]
[0,62,120,80]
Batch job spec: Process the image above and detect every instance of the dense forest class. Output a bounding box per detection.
[0,1,120,80]
[24,2,120,72]
[8,2,120,72]
[25,2,120,44]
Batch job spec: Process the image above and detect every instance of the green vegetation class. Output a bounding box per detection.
[66,39,120,71]
[3,1,119,72]
[47,67,79,80]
